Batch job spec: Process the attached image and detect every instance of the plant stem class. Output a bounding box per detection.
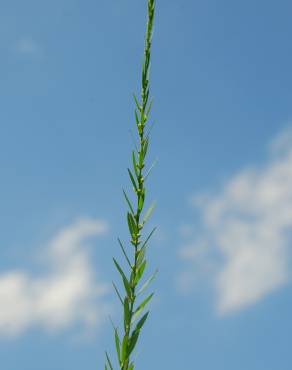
[105,1,156,370]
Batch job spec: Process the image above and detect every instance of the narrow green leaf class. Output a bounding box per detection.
[113,258,132,298]
[121,335,128,363]
[145,120,156,141]
[142,138,149,160]
[142,63,146,85]
[135,293,154,313]
[130,268,136,287]
[138,193,145,212]
[133,293,154,320]
[136,245,146,267]
[134,109,140,125]
[137,269,158,295]
[135,260,147,284]
[138,197,143,212]
[115,328,121,363]
[128,330,140,355]
[130,213,138,234]
[128,168,138,192]
[127,212,137,237]
[141,227,157,249]
[105,352,113,370]
[127,212,134,235]
[142,201,156,224]
[135,311,149,331]
[118,238,132,268]
[128,363,134,370]
[138,149,143,168]
[123,297,131,331]
[112,281,123,305]
[132,151,139,178]
[108,315,116,331]
[123,189,135,215]
[146,98,153,116]
[133,94,141,112]
[144,158,157,182]
[145,88,150,107]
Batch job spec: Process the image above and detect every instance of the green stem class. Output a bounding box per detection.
[105,1,156,369]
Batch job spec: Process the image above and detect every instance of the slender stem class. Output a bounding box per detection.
[105,1,156,369]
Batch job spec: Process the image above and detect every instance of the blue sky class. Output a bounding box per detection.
[0,0,292,369]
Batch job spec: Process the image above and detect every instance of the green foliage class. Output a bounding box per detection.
[105,0,156,369]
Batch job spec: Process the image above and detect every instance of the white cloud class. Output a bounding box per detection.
[179,127,292,314]
[14,38,40,56]
[0,218,110,337]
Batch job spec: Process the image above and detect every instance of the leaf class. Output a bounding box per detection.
[138,149,143,168]
[137,270,158,295]
[134,109,140,125]
[146,98,153,116]
[133,94,141,112]
[145,52,150,70]
[136,245,146,267]
[145,88,150,108]
[114,328,121,363]
[138,194,144,212]
[123,297,131,331]
[105,352,113,370]
[128,330,140,355]
[128,168,138,192]
[112,281,123,305]
[130,268,136,287]
[127,212,134,235]
[144,158,157,182]
[135,260,147,284]
[135,292,154,313]
[128,363,134,370]
[133,293,154,321]
[142,63,146,85]
[123,189,135,215]
[121,335,128,363]
[141,227,157,249]
[142,202,156,224]
[118,238,132,268]
[132,151,139,178]
[135,311,149,331]
[127,212,137,237]
[142,138,149,160]
[113,258,132,298]
[145,120,156,141]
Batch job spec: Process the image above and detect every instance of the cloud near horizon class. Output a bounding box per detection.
[179,127,292,314]
[0,218,110,337]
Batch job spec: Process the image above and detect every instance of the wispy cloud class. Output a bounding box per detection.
[178,127,292,314]
[14,37,40,56]
[0,218,110,337]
